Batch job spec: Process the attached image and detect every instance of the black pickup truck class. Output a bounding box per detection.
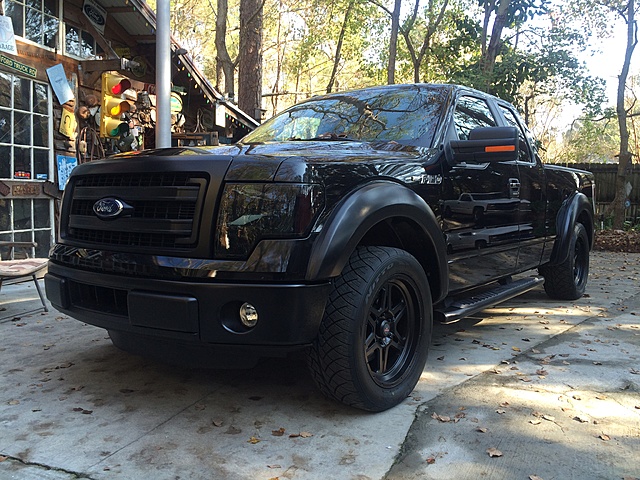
[45,84,595,411]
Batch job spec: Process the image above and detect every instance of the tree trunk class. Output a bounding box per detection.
[480,0,510,91]
[215,0,235,99]
[611,0,637,229]
[387,0,402,84]
[327,0,355,93]
[238,0,264,122]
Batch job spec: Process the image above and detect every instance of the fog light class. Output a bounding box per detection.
[239,302,258,328]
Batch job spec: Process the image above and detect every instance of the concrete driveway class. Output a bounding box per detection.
[0,251,639,480]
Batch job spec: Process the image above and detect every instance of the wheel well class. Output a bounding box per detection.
[358,217,443,302]
[576,210,594,249]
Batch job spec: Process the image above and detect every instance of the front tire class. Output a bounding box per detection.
[540,222,590,300]
[308,246,432,412]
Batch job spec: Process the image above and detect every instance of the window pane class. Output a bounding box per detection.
[0,109,11,144]
[0,146,10,178]
[13,147,31,178]
[453,97,497,140]
[33,114,48,147]
[44,0,57,16]
[7,1,25,38]
[34,199,50,228]
[33,83,48,114]
[0,73,11,108]
[13,199,32,230]
[44,15,59,48]
[34,149,48,178]
[81,30,95,57]
[25,0,40,8]
[14,231,33,244]
[0,233,11,260]
[14,112,31,145]
[65,25,80,56]
[26,8,43,44]
[0,199,10,231]
[35,228,52,257]
[13,77,30,111]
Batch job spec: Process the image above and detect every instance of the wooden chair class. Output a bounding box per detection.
[0,241,48,313]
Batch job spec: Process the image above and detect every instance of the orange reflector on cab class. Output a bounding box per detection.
[485,145,516,152]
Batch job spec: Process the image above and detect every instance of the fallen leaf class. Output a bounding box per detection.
[431,413,451,422]
[529,475,544,480]
[7,400,19,405]
[536,369,548,376]
[272,428,286,437]
[0,456,7,462]
[476,427,488,433]
[437,356,445,361]
[512,346,521,352]
[224,426,242,435]
[267,464,282,469]
[595,394,607,400]
[212,420,223,427]
[592,361,602,366]
[248,436,260,444]
[529,419,541,425]
[426,456,436,464]
[499,401,510,407]
[574,415,590,423]
[194,403,206,411]
[486,447,503,457]
[598,434,610,441]
[496,409,506,414]
[520,376,532,382]
[630,368,640,375]
[542,415,555,422]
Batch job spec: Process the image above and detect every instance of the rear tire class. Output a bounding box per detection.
[307,246,432,412]
[540,223,589,300]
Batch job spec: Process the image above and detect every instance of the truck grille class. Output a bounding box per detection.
[64,173,208,252]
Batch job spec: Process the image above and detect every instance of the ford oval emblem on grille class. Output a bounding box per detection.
[93,198,125,219]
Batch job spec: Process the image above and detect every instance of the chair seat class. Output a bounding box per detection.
[0,258,48,278]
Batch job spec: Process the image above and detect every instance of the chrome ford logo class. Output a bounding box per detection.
[93,198,124,219]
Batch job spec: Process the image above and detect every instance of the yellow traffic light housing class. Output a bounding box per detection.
[100,73,132,138]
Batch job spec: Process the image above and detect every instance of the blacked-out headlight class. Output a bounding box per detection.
[215,183,324,259]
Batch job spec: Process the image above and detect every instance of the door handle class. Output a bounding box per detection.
[508,178,520,198]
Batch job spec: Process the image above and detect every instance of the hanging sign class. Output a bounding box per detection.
[56,155,78,190]
[83,0,108,34]
[0,16,17,55]
[46,64,74,105]
[59,106,77,138]
[0,54,36,77]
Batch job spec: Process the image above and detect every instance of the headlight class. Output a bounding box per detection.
[216,183,324,259]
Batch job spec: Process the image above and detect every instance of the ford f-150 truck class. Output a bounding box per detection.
[45,84,595,411]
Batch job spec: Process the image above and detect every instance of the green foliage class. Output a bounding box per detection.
[162,0,610,130]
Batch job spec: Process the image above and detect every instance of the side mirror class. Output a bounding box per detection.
[444,126,519,166]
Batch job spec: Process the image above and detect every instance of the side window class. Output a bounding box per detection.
[499,106,533,163]
[453,96,497,140]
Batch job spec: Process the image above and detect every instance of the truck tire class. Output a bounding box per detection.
[308,246,432,412]
[541,223,589,300]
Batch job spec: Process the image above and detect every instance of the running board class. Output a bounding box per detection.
[434,276,544,324]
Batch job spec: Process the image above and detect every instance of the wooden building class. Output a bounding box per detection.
[0,0,258,258]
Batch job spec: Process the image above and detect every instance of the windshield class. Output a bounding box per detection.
[242,85,448,147]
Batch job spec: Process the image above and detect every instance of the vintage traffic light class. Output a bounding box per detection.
[100,73,132,138]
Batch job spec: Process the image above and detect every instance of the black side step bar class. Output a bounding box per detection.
[434,276,544,324]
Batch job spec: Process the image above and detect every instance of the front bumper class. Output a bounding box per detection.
[45,262,332,349]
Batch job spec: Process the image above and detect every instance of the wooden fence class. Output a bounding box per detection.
[569,163,640,225]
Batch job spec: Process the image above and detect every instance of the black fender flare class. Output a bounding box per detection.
[549,192,594,266]
[306,181,449,303]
